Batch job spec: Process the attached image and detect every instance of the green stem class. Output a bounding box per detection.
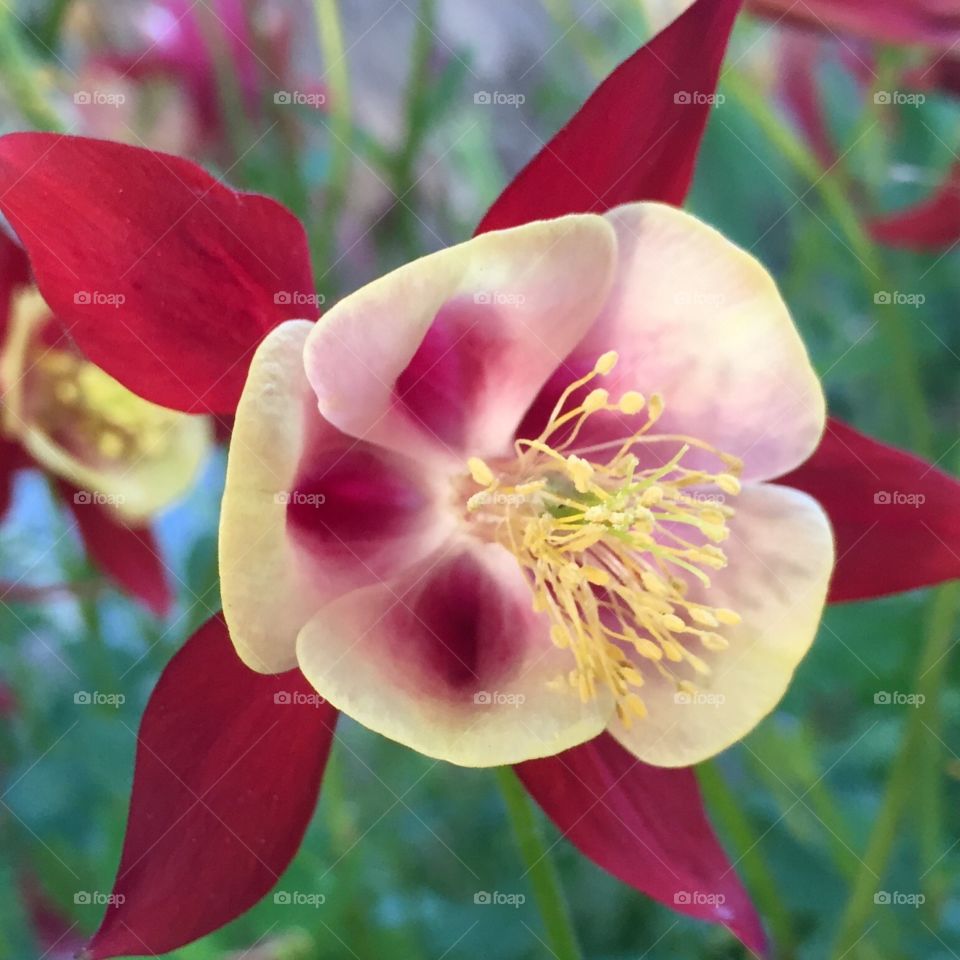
[38,0,74,52]
[312,0,352,298]
[832,584,959,957]
[0,8,64,132]
[384,0,437,256]
[495,768,582,960]
[698,762,796,955]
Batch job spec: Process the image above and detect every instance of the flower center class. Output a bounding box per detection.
[1,288,178,464]
[465,352,743,727]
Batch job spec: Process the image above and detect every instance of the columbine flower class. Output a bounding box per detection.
[0,234,211,611]
[0,1,957,957]
[221,203,833,768]
[0,284,210,523]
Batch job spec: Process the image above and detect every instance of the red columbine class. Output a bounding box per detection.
[0,0,957,957]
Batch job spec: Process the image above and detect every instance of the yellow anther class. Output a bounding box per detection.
[618,390,645,415]
[648,393,665,421]
[716,473,741,495]
[640,485,664,507]
[583,566,611,587]
[582,388,609,413]
[594,351,619,375]
[660,613,686,632]
[566,454,594,493]
[700,633,730,651]
[467,457,495,486]
[715,608,741,625]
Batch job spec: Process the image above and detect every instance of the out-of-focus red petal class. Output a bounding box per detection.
[870,164,960,250]
[0,230,30,339]
[0,436,28,520]
[60,482,173,617]
[781,419,960,601]
[475,0,742,234]
[515,733,766,955]
[779,32,836,169]
[748,0,960,47]
[0,133,316,415]
[86,614,338,959]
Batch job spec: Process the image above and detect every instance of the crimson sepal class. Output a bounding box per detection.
[515,733,766,954]
[85,615,338,958]
[0,133,316,415]
[782,419,960,601]
[475,0,742,234]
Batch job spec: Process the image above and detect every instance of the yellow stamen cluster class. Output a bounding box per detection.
[466,352,743,726]
[0,290,178,466]
[26,351,178,463]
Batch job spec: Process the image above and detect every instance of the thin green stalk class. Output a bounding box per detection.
[0,8,64,132]
[495,768,582,960]
[832,584,959,957]
[384,0,436,255]
[38,0,74,52]
[312,0,352,296]
[698,762,796,955]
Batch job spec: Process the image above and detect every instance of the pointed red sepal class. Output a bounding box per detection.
[781,418,960,601]
[870,164,960,251]
[60,482,173,617]
[0,133,316,415]
[86,615,338,959]
[475,0,742,234]
[515,734,767,955]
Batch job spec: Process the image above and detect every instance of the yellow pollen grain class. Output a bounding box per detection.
[583,388,609,413]
[594,350,619,375]
[467,456,495,486]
